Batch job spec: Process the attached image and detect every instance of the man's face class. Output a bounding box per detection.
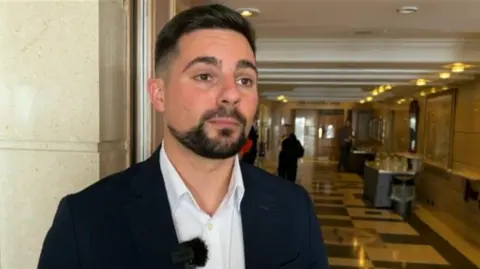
[149,29,258,159]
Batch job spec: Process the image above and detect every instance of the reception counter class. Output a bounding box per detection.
[348,150,376,175]
[363,162,416,208]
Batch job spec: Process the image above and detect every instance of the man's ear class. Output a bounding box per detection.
[148,78,165,112]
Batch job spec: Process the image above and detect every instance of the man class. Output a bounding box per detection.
[338,120,353,172]
[278,124,304,182]
[38,4,328,269]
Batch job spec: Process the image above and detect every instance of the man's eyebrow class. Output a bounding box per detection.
[182,56,220,73]
[237,59,258,75]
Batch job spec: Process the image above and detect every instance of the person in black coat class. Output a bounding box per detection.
[278,124,304,182]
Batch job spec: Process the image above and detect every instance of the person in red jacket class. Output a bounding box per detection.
[240,138,253,158]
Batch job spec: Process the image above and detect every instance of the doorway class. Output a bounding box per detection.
[316,109,345,160]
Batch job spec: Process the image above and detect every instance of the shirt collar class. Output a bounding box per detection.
[159,144,245,213]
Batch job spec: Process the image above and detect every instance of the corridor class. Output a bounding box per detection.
[263,160,479,269]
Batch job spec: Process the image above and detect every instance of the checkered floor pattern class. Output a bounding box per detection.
[261,160,479,269]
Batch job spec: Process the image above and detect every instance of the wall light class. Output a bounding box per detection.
[385,84,392,90]
[378,86,385,93]
[276,95,285,101]
[360,100,365,104]
[430,88,436,93]
[366,96,373,102]
[420,91,426,97]
[372,89,378,96]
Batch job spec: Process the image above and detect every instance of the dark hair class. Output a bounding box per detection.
[154,4,256,74]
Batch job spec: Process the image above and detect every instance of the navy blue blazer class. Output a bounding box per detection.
[38,148,329,269]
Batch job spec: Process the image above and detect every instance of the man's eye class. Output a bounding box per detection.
[194,74,212,81]
[237,78,253,87]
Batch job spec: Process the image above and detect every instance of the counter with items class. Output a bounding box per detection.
[363,154,419,208]
[347,147,376,175]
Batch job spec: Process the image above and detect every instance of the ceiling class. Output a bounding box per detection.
[187,0,480,103]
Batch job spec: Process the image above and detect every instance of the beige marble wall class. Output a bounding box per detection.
[413,79,480,247]
[453,79,480,173]
[0,1,131,268]
[392,106,410,152]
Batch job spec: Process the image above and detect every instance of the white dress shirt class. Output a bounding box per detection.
[160,146,245,269]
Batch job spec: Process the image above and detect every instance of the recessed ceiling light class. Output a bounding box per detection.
[236,7,260,17]
[443,62,472,73]
[397,6,418,14]
[439,72,451,79]
[416,78,427,86]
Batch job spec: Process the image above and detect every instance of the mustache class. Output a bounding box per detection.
[201,106,247,126]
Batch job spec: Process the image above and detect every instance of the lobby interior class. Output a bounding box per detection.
[3,0,480,268]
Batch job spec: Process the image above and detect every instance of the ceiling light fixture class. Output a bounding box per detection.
[420,91,426,97]
[366,96,373,102]
[236,7,260,17]
[451,62,465,73]
[378,86,385,93]
[416,78,427,86]
[372,89,379,96]
[385,84,392,90]
[443,62,471,73]
[439,72,451,79]
[430,88,437,93]
[397,6,418,15]
[360,100,365,104]
[276,95,285,101]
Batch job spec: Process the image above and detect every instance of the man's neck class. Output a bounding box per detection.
[162,133,236,215]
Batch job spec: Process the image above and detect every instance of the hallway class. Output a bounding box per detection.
[262,160,479,268]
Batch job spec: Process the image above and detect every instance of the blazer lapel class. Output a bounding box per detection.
[124,148,182,269]
[240,164,297,269]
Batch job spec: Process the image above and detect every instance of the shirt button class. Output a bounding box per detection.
[208,223,213,231]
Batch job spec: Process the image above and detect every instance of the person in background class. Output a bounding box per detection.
[277,124,304,182]
[240,135,253,158]
[338,120,353,172]
[241,126,258,164]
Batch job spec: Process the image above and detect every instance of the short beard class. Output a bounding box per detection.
[167,106,248,159]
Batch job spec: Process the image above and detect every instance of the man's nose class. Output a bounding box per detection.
[219,78,241,106]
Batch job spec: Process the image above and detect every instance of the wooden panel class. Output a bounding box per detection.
[316,109,345,160]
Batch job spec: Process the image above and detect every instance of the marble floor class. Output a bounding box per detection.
[261,160,480,269]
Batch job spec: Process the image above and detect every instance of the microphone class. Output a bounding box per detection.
[172,237,209,268]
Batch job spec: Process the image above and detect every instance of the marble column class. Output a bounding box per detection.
[0,1,131,268]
